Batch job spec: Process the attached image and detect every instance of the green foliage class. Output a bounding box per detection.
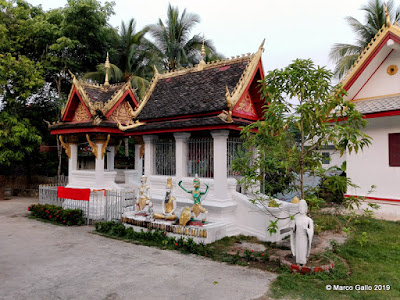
[330,0,400,78]
[28,203,84,225]
[236,59,371,203]
[149,4,221,71]
[267,219,279,236]
[0,112,42,169]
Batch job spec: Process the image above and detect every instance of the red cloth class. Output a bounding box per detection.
[57,186,91,201]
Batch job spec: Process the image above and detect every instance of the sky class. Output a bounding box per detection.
[27,0,400,74]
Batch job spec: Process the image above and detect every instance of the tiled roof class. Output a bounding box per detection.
[138,59,250,120]
[353,94,400,114]
[125,116,252,133]
[80,83,122,104]
[50,121,118,130]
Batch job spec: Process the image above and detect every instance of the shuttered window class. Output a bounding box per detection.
[389,133,400,167]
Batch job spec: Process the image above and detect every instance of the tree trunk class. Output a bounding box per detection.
[300,120,305,199]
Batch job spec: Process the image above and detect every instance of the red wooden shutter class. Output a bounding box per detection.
[389,133,400,167]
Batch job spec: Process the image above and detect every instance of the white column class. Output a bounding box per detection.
[211,130,230,201]
[173,132,191,180]
[95,142,105,186]
[106,146,114,171]
[68,143,78,180]
[143,135,157,178]
[134,144,143,176]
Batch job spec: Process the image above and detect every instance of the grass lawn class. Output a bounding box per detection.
[270,217,400,299]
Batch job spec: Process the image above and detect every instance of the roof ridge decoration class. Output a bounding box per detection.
[130,65,160,118]
[340,19,400,89]
[65,71,96,117]
[133,39,265,120]
[228,39,265,108]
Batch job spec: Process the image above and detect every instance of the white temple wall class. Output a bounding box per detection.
[355,50,400,99]
[347,116,400,200]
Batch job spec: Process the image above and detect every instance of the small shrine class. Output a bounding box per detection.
[49,40,297,243]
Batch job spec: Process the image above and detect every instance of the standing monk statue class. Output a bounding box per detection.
[178,174,209,224]
[290,199,314,265]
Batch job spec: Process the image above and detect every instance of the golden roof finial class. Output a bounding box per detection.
[201,33,206,58]
[104,52,110,87]
[385,4,391,27]
[197,33,206,71]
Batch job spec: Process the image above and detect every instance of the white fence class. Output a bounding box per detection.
[39,185,135,223]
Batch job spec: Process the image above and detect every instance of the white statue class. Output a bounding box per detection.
[290,199,314,265]
[133,175,153,218]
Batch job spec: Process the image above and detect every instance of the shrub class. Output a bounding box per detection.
[28,203,85,225]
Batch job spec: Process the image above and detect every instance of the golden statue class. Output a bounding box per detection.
[154,178,177,221]
[179,207,191,226]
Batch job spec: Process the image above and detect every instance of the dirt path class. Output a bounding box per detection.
[0,197,276,300]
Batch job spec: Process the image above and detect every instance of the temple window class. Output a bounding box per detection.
[188,136,213,178]
[389,133,400,167]
[154,137,176,175]
[322,152,330,165]
[227,136,244,177]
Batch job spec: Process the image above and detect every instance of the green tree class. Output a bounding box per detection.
[330,0,400,79]
[149,4,218,71]
[236,59,371,200]
[83,18,155,98]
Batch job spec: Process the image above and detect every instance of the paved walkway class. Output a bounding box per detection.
[0,197,276,300]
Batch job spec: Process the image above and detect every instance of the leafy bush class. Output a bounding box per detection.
[28,203,84,225]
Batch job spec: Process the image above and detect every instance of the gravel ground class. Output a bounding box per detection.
[0,197,277,300]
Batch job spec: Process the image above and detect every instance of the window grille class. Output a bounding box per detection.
[322,152,330,165]
[154,139,176,175]
[188,137,213,178]
[227,137,244,177]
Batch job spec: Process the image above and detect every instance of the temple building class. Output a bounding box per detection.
[48,41,286,241]
[339,15,400,203]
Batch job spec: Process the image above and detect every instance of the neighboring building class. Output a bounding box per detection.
[340,20,400,202]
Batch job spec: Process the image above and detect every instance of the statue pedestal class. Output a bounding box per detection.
[122,212,226,244]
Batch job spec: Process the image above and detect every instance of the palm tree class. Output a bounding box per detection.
[149,4,219,71]
[84,18,155,98]
[330,0,400,79]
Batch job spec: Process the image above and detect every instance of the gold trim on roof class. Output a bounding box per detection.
[136,39,265,119]
[340,24,400,89]
[64,71,138,121]
[228,39,265,108]
[351,92,400,102]
[131,65,160,118]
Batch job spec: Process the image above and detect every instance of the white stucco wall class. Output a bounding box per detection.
[355,50,400,99]
[319,149,346,170]
[347,116,400,200]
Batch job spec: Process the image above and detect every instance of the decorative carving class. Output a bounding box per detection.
[116,119,145,131]
[385,4,391,27]
[387,64,398,75]
[140,144,145,158]
[72,102,91,122]
[110,101,135,124]
[59,135,71,158]
[218,86,234,123]
[235,91,256,116]
[114,139,122,156]
[101,134,110,159]
[86,134,98,158]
